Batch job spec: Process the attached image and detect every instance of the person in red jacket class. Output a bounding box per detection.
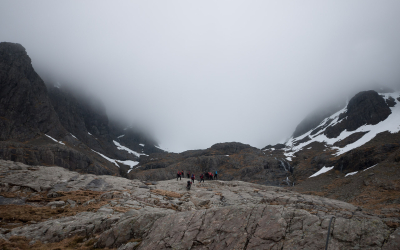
[200,174,204,183]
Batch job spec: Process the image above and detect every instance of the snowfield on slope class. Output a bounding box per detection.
[91,149,139,169]
[309,166,334,178]
[45,134,65,145]
[285,92,400,159]
[113,140,148,157]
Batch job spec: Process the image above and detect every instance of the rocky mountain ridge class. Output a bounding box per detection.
[129,89,400,226]
[260,90,400,220]
[0,42,163,177]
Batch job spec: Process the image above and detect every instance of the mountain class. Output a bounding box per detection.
[0,42,163,176]
[263,89,400,217]
[0,160,399,249]
[128,88,400,220]
[1,41,400,248]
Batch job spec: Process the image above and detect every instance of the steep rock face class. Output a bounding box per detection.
[47,85,164,160]
[0,42,162,176]
[47,86,128,160]
[0,42,66,141]
[325,90,391,138]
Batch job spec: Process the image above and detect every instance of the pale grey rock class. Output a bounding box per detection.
[383,228,400,250]
[97,207,114,214]
[46,201,65,207]
[118,241,141,250]
[47,191,62,198]
[0,160,397,249]
[82,199,96,206]
[0,160,142,193]
[6,212,122,243]
[66,199,76,208]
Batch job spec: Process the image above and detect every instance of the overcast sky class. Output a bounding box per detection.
[1,1,400,152]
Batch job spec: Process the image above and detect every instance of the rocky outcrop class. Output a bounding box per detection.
[130,142,293,187]
[325,90,391,138]
[1,160,398,249]
[0,141,117,175]
[261,143,286,150]
[0,42,66,142]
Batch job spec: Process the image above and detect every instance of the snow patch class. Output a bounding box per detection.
[139,144,145,147]
[70,134,78,139]
[45,134,65,145]
[116,160,139,169]
[117,134,125,138]
[284,151,295,161]
[345,171,358,177]
[91,149,119,167]
[309,166,334,178]
[88,132,92,135]
[113,140,148,157]
[363,164,378,172]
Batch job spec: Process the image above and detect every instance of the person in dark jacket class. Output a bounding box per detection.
[200,174,204,183]
[177,171,181,181]
[186,180,192,190]
[187,171,190,179]
[191,174,195,183]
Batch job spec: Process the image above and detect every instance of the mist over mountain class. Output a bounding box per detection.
[2,1,400,152]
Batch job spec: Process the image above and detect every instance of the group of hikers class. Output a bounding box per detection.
[176,170,218,190]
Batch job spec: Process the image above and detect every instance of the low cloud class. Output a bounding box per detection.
[1,1,400,152]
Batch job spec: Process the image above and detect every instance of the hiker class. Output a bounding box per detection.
[186,180,192,190]
[187,171,190,179]
[210,173,213,180]
[177,171,181,181]
[200,173,205,183]
[191,173,195,183]
[214,170,218,180]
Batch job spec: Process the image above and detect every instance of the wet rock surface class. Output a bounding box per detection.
[0,160,399,249]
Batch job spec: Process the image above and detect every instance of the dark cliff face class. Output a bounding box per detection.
[325,90,391,138]
[47,86,116,157]
[0,42,162,176]
[0,42,66,141]
[46,85,163,158]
